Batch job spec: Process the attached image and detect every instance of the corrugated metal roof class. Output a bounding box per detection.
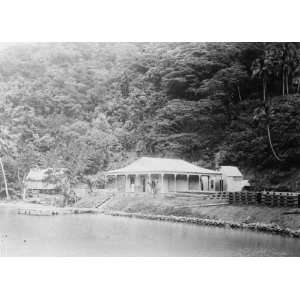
[106,157,221,175]
[220,166,243,177]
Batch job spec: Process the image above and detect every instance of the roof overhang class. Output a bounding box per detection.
[105,170,222,175]
[105,157,222,176]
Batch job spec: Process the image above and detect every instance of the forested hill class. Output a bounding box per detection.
[0,43,300,192]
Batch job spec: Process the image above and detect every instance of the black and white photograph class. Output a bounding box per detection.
[1,41,300,257]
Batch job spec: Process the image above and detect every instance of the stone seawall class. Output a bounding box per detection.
[102,210,300,238]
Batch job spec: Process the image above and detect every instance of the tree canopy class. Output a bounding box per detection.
[0,42,299,193]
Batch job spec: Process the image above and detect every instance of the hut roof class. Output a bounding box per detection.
[26,168,67,181]
[25,168,67,190]
[106,157,221,175]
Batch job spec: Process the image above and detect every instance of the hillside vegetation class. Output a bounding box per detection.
[0,42,300,195]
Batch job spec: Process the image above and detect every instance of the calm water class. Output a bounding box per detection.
[0,207,300,256]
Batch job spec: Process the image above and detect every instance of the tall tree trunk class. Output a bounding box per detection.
[286,71,289,95]
[267,124,282,161]
[262,78,266,103]
[262,78,282,162]
[237,85,242,102]
[0,156,9,200]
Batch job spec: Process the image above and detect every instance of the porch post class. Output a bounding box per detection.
[125,174,128,192]
[198,175,201,191]
[148,173,151,193]
[207,175,210,191]
[187,174,190,191]
[115,175,117,191]
[135,174,138,193]
[174,174,177,192]
[161,173,164,193]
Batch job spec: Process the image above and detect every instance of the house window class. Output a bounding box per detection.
[210,179,214,189]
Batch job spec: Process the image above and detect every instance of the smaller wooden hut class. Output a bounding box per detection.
[24,168,68,197]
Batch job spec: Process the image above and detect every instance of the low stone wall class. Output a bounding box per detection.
[102,210,300,238]
[229,192,300,208]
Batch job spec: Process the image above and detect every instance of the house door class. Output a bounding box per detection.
[202,176,209,191]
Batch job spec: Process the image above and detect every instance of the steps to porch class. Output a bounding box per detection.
[73,190,114,208]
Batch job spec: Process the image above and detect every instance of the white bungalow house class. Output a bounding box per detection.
[105,157,250,194]
[105,157,222,193]
[219,166,249,192]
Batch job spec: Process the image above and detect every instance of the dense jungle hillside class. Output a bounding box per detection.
[0,42,300,193]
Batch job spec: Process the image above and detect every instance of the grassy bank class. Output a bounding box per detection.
[101,194,300,237]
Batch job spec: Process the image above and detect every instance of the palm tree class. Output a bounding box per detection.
[252,55,283,162]
[0,125,17,200]
[0,154,9,200]
[279,43,298,96]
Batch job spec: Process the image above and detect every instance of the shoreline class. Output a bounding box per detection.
[1,200,300,238]
[101,210,300,238]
